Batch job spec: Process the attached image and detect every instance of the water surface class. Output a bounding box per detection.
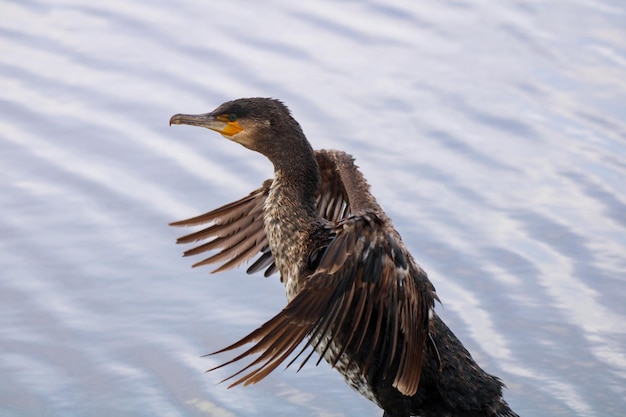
[1,1,625,416]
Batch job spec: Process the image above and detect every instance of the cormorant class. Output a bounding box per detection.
[169,97,518,417]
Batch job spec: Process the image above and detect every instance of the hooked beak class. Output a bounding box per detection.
[169,113,242,137]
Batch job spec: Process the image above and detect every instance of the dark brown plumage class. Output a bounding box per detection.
[169,97,518,417]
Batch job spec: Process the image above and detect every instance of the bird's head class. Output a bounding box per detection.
[170,98,304,159]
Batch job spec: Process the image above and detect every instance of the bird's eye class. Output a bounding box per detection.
[228,114,237,122]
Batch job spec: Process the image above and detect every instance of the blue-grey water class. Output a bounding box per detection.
[1,1,625,416]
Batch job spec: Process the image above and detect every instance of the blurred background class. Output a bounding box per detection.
[1,1,625,416]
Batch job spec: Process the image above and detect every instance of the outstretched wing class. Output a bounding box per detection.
[173,149,437,395]
[208,213,437,397]
[170,150,353,276]
[170,179,274,275]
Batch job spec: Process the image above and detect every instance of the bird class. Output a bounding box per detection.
[169,97,518,417]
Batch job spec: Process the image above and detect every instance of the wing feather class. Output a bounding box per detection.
[170,180,272,274]
[208,214,436,397]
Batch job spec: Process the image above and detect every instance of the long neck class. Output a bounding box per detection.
[270,147,321,226]
[264,128,321,226]
[263,142,321,295]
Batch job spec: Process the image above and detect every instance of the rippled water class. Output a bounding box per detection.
[2,1,625,416]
